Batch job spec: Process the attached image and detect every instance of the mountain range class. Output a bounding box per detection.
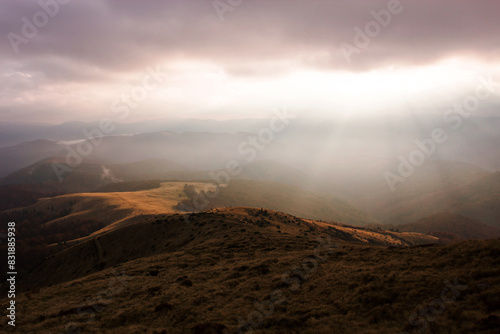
[0,116,499,333]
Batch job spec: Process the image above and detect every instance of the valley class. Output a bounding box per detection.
[0,124,499,334]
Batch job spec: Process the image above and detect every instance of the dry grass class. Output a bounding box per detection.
[11,182,214,238]
[2,208,498,333]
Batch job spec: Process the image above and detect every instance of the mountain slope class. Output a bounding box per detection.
[0,157,191,186]
[395,213,500,241]
[0,140,64,178]
[20,207,437,290]
[184,180,378,226]
[390,172,500,227]
[0,182,215,276]
[0,157,305,211]
[355,162,499,227]
[5,208,499,334]
[0,182,212,240]
[236,159,307,185]
[0,157,203,210]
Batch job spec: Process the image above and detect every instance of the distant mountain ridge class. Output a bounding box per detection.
[0,118,274,147]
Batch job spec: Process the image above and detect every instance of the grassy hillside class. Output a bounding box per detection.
[92,180,164,193]
[1,182,212,236]
[0,157,208,210]
[3,208,498,334]
[355,161,499,227]
[18,207,436,291]
[0,178,379,278]
[0,158,305,211]
[181,180,378,226]
[0,158,114,210]
[0,182,212,275]
[0,157,194,187]
[382,172,500,227]
[387,213,500,242]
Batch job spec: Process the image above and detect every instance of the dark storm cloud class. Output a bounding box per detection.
[1,0,499,81]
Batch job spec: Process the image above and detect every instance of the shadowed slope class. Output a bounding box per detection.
[20,207,437,291]
[4,209,498,334]
[396,212,500,241]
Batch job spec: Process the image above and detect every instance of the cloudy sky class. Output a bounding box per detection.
[1,0,500,123]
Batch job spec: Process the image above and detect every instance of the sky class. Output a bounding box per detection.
[1,0,500,123]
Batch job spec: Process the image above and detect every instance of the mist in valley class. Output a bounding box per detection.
[1,1,500,333]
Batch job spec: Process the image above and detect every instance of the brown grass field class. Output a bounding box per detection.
[2,207,499,334]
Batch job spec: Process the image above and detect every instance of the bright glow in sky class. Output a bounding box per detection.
[100,58,499,121]
[1,0,499,123]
